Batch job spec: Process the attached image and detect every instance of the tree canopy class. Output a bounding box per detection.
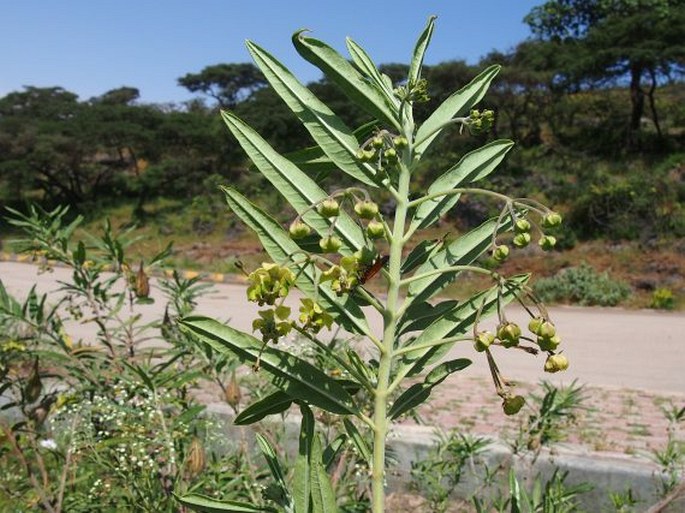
[177,63,267,108]
[525,0,685,142]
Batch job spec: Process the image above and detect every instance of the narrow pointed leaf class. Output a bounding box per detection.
[398,299,459,336]
[389,358,471,419]
[293,30,400,130]
[175,494,276,512]
[406,217,512,307]
[221,113,365,255]
[310,435,339,513]
[415,65,501,156]
[179,316,358,415]
[410,140,514,231]
[284,121,378,178]
[247,41,379,187]
[221,187,371,337]
[256,433,291,507]
[234,390,292,425]
[509,469,523,513]
[408,16,436,87]
[398,275,529,378]
[343,419,372,464]
[346,38,398,102]
[294,404,315,513]
[323,434,347,471]
[400,237,445,275]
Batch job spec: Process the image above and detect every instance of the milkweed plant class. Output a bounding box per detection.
[177,16,568,513]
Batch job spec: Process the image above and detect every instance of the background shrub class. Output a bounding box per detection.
[533,264,631,306]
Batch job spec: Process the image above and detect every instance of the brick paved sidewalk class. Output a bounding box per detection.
[194,373,684,459]
[402,374,685,458]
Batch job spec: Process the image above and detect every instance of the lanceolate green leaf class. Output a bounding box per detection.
[221,187,371,337]
[345,38,398,104]
[256,434,291,508]
[323,434,347,471]
[174,493,277,512]
[398,299,459,336]
[221,113,365,255]
[410,140,514,231]
[408,16,436,88]
[400,237,445,275]
[294,404,315,513]
[389,358,471,420]
[414,64,501,156]
[179,316,358,415]
[246,41,380,188]
[284,121,378,179]
[293,30,400,130]
[343,419,372,464]
[398,275,529,378]
[310,435,339,513]
[234,390,292,425]
[405,217,512,307]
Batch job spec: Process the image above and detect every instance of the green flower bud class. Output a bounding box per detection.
[363,149,377,161]
[538,334,561,351]
[371,137,384,149]
[542,212,563,228]
[393,136,408,149]
[528,317,544,334]
[354,200,379,220]
[492,244,510,262]
[474,331,495,352]
[514,219,531,233]
[512,232,531,248]
[383,148,397,161]
[366,220,386,240]
[319,236,342,253]
[544,354,569,373]
[502,395,526,415]
[538,235,557,251]
[537,321,556,339]
[318,199,340,218]
[289,220,311,239]
[497,322,521,348]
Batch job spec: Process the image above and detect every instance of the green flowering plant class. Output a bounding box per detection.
[178,16,567,513]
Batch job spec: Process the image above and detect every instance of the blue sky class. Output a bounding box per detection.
[1,1,541,104]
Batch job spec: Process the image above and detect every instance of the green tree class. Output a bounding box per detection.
[178,63,267,108]
[0,86,162,207]
[525,0,685,144]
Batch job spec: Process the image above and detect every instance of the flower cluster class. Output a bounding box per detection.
[252,306,292,344]
[246,263,295,306]
[298,298,333,334]
[492,210,562,263]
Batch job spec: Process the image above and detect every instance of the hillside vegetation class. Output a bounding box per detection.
[1,1,684,308]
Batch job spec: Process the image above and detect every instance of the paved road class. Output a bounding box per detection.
[1,260,683,394]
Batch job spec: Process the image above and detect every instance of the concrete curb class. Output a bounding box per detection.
[204,402,670,512]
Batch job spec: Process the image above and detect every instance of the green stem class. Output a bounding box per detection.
[371,131,412,513]
[399,264,498,288]
[407,186,512,209]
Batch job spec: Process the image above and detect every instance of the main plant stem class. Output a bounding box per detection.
[371,145,412,513]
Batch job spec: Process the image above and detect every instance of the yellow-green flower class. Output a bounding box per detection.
[298,298,333,334]
[246,263,295,306]
[252,306,292,344]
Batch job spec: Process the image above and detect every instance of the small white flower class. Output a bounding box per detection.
[39,439,58,450]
